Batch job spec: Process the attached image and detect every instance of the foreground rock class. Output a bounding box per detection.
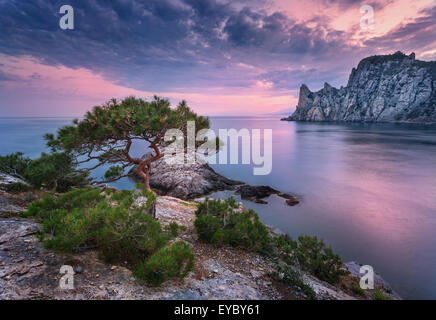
[0,191,27,215]
[283,52,436,123]
[0,173,30,191]
[131,156,300,207]
[130,157,243,200]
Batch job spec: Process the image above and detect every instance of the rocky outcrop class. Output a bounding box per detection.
[130,157,243,200]
[0,173,30,191]
[131,155,300,206]
[0,173,31,215]
[283,52,436,123]
[235,185,300,206]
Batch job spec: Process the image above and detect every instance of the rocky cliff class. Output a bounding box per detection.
[283,52,436,123]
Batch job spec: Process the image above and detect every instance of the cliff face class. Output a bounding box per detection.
[286,52,436,123]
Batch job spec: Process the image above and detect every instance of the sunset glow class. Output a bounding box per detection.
[0,0,435,116]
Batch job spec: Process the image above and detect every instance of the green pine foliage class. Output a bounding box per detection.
[44,96,212,188]
[24,186,194,286]
[373,289,390,300]
[194,197,347,292]
[0,152,31,176]
[294,235,348,284]
[271,263,317,300]
[0,152,88,192]
[194,198,270,251]
[135,241,195,286]
[23,152,89,192]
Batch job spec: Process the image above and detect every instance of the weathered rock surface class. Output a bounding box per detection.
[0,172,30,190]
[283,52,436,123]
[130,157,243,200]
[0,192,27,215]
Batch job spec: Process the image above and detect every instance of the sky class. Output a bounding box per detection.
[0,0,435,117]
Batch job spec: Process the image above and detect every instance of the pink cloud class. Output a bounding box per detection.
[0,54,296,117]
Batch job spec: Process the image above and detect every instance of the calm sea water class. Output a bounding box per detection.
[1,116,436,299]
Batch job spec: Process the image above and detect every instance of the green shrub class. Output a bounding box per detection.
[23,152,89,192]
[135,241,195,286]
[373,289,389,300]
[25,187,177,268]
[0,151,89,192]
[0,152,31,176]
[195,214,222,242]
[4,182,32,193]
[294,236,347,284]
[194,198,270,251]
[166,222,180,238]
[271,263,316,300]
[351,283,365,297]
[193,197,347,295]
[195,197,238,217]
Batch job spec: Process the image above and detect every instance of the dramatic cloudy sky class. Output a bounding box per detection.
[0,0,435,116]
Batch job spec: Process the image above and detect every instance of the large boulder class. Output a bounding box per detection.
[130,156,243,200]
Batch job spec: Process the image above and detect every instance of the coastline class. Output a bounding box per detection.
[0,171,400,300]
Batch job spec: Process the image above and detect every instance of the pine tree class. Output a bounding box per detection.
[46,96,210,192]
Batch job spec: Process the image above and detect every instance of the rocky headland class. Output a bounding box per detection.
[130,157,300,207]
[282,52,436,123]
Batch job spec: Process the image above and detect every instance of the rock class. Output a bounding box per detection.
[130,156,243,200]
[0,173,30,191]
[283,52,436,123]
[255,199,268,204]
[0,173,30,215]
[235,185,280,200]
[74,266,84,274]
[0,193,26,214]
[285,198,299,206]
[235,185,300,206]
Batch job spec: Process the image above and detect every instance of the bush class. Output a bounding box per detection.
[194,198,270,251]
[194,214,222,242]
[135,241,195,286]
[0,152,31,176]
[373,289,389,300]
[23,152,89,192]
[294,236,347,284]
[0,151,89,192]
[351,283,365,297]
[194,197,348,295]
[4,182,32,193]
[25,187,187,282]
[271,263,316,300]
